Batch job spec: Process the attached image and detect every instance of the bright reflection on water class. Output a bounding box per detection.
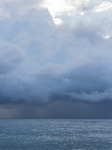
[0,119,112,150]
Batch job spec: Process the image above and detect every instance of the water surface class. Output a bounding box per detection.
[0,119,112,150]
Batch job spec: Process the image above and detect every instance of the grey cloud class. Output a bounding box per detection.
[0,0,112,109]
[0,40,25,74]
[0,0,44,17]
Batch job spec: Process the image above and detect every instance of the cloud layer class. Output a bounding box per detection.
[0,0,112,108]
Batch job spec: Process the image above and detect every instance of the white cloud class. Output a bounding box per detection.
[53,18,63,25]
[103,35,111,39]
[93,2,112,12]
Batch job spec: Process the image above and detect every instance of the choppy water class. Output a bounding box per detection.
[0,119,112,150]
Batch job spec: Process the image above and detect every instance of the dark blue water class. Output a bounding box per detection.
[0,119,112,150]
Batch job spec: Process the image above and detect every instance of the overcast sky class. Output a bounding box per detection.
[0,0,112,118]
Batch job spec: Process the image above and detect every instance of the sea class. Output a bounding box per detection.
[0,119,112,150]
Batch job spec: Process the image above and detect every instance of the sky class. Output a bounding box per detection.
[0,0,112,118]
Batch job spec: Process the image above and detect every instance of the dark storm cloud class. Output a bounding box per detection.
[0,0,112,112]
[1,100,112,119]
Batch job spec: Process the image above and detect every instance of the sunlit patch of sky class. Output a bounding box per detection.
[43,0,112,26]
[42,0,77,25]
